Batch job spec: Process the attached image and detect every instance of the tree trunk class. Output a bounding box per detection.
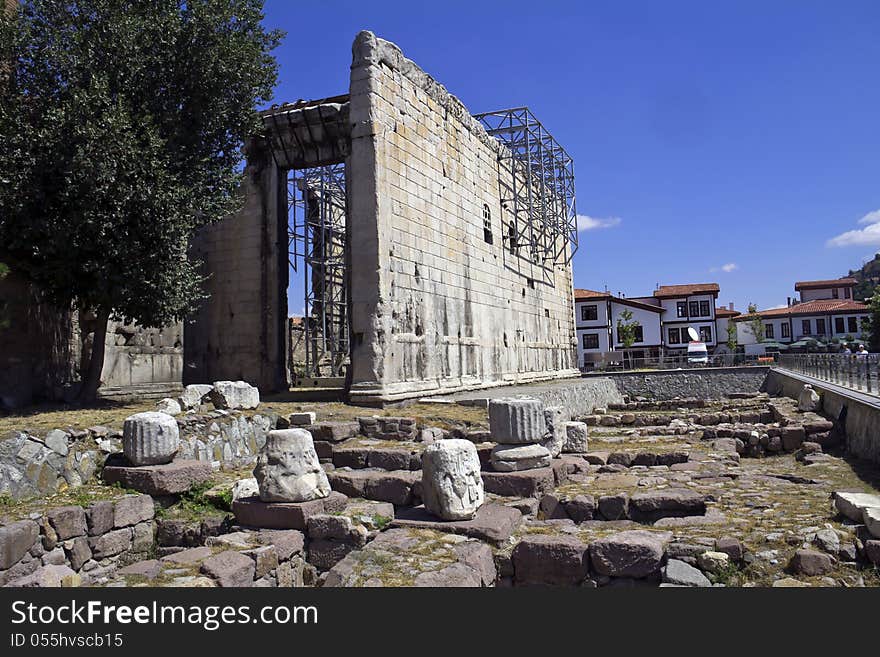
[77,307,110,402]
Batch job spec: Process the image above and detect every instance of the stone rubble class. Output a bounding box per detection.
[253,429,331,503]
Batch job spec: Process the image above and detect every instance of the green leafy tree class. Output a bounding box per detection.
[726,321,738,351]
[745,303,764,343]
[616,308,642,368]
[0,1,282,400]
[864,291,880,353]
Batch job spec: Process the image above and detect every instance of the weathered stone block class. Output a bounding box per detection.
[86,501,115,537]
[201,550,256,587]
[562,421,589,453]
[103,460,212,496]
[390,504,521,545]
[179,384,213,409]
[114,495,155,528]
[122,411,180,466]
[627,488,707,523]
[232,491,347,530]
[210,380,260,410]
[590,530,672,578]
[488,398,546,444]
[0,520,39,570]
[541,406,569,458]
[512,535,590,586]
[254,429,331,503]
[490,443,551,472]
[89,528,133,559]
[421,439,484,520]
[46,506,87,541]
[481,468,555,498]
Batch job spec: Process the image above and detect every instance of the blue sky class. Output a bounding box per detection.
[264,0,880,314]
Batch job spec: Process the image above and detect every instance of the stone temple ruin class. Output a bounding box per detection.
[2,32,880,589]
[186,31,579,405]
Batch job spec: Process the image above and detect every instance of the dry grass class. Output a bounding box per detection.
[0,398,487,439]
[0,400,155,436]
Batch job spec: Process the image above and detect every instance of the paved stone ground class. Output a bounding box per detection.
[4,393,880,587]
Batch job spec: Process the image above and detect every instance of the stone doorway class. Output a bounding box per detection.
[286,163,350,387]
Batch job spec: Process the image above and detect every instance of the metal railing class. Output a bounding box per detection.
[777,353,880,396]
[583,352,776,373]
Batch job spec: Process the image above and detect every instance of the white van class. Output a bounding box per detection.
[687,341,708,365]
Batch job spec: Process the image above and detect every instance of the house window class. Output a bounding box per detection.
[482,204,493,244]
[801,319,811,336]
[581,305,598,321]
[699,300,710,316]
[699,325,712,343]
[845,288,851,299]
[832,288,839,299]
[582,333,599,350]
[668,328,681,344]
[781,323,790,338]
[765,323,774,338]
[848,316,858,333]
[816,318,826,335]
[835,317,845,333]
[689,301,700,317]
[677,302,687,318]
[632,326,644,343]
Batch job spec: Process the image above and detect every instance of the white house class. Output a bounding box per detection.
[574,283,734,369]
[574,289,664,369]
[715,305,742,351]
[647,283,721,352]
[735,277,870,352]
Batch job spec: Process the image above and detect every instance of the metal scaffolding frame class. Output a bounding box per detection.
[473,107,578,268]
[287,163,349,378]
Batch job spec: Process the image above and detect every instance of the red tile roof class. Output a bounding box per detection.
[653,283,720,299]
[614,298,664,313]
[715,307,741,318]
[574,289,664,312]
[733,299,867,320]
[794,277,857,291]
[574,288,611,301]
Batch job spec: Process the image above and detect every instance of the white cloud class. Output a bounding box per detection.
[827,209,880,247]
[710,263,738,273]
[576,214,622,231]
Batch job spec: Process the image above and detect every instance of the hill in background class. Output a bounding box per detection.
[847,253,880,300]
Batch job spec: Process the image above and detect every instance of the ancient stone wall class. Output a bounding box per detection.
[346,32,578,403]
[764,368,880,464]
[184,139,287,392]
[0,272,183,408]
[0,412,276,500]
[0,271,78,409]
[0,494,156,587]
[452,367,771,415]
[605,367,771,401]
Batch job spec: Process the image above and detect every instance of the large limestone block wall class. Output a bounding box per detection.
[347,32,578,404]
[184,140,287,392]
[764,368,880,464]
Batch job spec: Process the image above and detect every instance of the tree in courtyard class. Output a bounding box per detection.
[863,291,880,353]
[726,321,738,351]
[0,1,282,400]
[744,303,764,343]
[616,308,642,368]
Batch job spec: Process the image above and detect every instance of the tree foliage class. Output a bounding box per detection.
[0,1,282,397]
[726,321,737,351]
[864,291,880,353]
[745,303,764,343]
[616,308,641,350]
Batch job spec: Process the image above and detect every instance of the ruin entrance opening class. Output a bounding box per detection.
[286,162,350,385]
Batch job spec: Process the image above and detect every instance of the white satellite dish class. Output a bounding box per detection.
[687,327,700,342]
